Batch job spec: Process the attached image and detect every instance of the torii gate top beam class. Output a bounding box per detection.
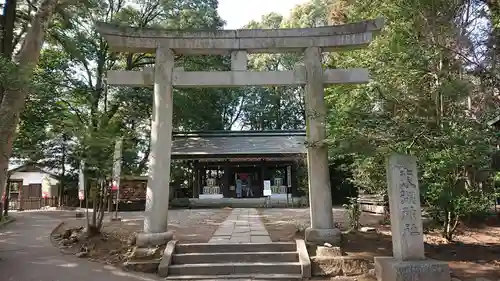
[95,19,384,55]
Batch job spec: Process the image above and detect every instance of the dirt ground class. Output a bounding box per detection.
[258,208,500,281]
[308,277,376,281]
[51,209,232,265]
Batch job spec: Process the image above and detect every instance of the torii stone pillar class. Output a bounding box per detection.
[144,46,175,233]
[303,46,339,244]
[96,19,384,246]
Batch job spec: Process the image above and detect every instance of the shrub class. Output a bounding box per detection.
[343,197,361,230]
[423,144,494,241]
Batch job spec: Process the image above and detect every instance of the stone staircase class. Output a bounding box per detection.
[164,242,306,280]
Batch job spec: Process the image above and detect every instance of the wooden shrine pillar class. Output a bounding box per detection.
[193,160,200,198]
[223,160,230,198]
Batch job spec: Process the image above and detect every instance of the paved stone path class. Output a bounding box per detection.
[208,208,272,243]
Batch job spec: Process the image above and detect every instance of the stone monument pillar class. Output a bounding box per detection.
[143,46,175,235]
[374,153,451,281]
[303,47,341,245]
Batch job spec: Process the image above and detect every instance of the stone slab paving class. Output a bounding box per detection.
[208,208,272,243]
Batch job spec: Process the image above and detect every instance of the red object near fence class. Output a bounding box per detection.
[111,180,119,191]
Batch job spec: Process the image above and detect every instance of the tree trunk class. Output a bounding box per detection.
[1,0,17,59]
[87,179,106,236]
[3,174,11,216]
[91,180,98,228]
[0,0,17,217]
[0,0,59,210]
[85,177,90,230]
[96,185,106,230]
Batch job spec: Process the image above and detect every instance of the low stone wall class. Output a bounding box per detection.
[311,255,373,277]
[358,194,387,215]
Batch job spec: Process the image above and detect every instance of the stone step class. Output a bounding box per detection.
[175,242,296,254]
[165,273,303,280]
[168,262,301,276]
[172,252,299,264]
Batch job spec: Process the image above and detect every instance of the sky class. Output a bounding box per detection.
[0,1,310,28]
[218,0,310,29]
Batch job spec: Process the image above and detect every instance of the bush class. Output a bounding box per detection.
[423,146,494,241]
[426,187,492,240]
[343,197,361,230]
[0,56,26,91]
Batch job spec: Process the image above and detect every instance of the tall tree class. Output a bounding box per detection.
[239,13,306,130]
[11,0,236,180]
[324,0,497,240]
[0,0,68,216]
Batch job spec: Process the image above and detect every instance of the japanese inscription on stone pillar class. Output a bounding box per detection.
[387,153,425,261]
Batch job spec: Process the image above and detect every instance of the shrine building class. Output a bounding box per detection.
[171,130,306,207]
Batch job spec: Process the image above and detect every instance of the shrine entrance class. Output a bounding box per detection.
[96,18,383,244]
[233,167,259,198]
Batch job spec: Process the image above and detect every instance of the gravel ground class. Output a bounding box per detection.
[49,209,232,267]
[258,207,500,281]
[258,206,384,231]
[60,209,233,243]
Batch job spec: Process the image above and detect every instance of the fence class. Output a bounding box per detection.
[8,196,62,211]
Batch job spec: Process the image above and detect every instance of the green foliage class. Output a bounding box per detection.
[12,0,236,178]
[0,56,26,91]
[299,0,500,240]
[329,156,356,205]
[8,0,500,242]
[11,0,311,193]
[342,197,361,230]
[240,13,305,130]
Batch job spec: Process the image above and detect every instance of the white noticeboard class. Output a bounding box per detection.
[112,138,123,191]
[78,160,85,200]
[263,180,272,196]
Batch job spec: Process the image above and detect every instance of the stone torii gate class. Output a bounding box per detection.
[96,19,383,245]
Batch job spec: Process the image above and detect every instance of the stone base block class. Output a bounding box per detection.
[130,246,159,259]
[374,256,451,281]
[316,245,343,257]
[296,239,312,278]
[305,227,341,246]
[312,256,373,277]
[136,231,173,247]
[122,260,160,273]
[158,240,177,277]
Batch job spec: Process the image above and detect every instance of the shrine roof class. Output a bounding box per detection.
[171,130,306,159]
